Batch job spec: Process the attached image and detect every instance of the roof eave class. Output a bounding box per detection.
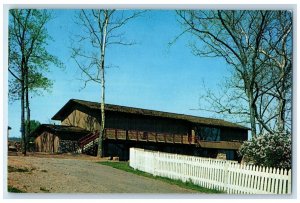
[51,99,250,130]
[51,99,76,121]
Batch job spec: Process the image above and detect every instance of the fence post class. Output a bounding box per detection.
[129,148,133,169]
[153,151,157,176]
[288,169,292,194]
[223,161,229,193]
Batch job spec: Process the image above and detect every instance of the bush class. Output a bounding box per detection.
[239,132,291,169]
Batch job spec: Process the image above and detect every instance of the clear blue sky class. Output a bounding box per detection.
[8,10,234,138]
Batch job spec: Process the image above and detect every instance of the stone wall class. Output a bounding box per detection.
[58,140,80,153]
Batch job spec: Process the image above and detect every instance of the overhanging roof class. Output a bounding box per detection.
[52,99,249,130]
[30,124,90,141]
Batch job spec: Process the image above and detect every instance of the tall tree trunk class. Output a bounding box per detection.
[98,67,105,157]
[277,81,286,133]
[21,74,26,155]
[246,80,257,138]
[249,97,257,138]
[25,67,30,153]
[277,98,285,132]
[97,13,109,158]
[276,66,287,132]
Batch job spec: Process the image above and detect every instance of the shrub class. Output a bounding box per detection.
[239,132,291,169]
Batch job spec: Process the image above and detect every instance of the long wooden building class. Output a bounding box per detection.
[32,99,249,161]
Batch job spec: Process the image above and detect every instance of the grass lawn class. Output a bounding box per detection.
[99,161,223,194]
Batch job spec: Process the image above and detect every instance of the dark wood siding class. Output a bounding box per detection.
[105,111,191,135]
[220,128,247,141]
[61,107,248,142]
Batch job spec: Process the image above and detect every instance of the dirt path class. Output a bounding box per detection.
[7,154,198,193]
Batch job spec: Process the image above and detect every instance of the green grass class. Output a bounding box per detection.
[99,161,223,194]
[8,186,25,193]
[8,166,30,173]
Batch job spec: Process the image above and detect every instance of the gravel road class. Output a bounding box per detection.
[7,155,198,193]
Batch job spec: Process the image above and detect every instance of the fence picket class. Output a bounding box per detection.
[262,167,268,193]
[282,169,287,194]
[287,169,292,194]
[278,168,283,194]
[274,168,279,194]
[269,167,275,194]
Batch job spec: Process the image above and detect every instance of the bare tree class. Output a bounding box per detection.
[71,10,143,157]
[258,11,292,132]
[176,10,292,137]
[195,76,251,125]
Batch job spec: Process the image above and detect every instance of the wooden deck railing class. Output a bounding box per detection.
[78,128,243,150]
[105,128,194,145]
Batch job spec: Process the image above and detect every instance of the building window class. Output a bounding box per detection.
[196,126,221,141]
[226,150,235,160]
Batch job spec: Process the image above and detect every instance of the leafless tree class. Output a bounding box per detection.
[257,11,292,133]
[71,10,143,157]
[176,10,292,137]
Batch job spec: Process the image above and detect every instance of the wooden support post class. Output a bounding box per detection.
[136,131,139,141]
[115,129,118,140]
[126,130,128,140]
[191,129,196,144]
[187,133,190,144]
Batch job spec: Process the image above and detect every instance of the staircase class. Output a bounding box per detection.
[78,132,100,155]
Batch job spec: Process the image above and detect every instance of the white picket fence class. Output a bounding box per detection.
[129,148,292,194]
